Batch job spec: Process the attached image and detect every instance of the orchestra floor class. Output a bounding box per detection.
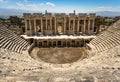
[30,47,87,64]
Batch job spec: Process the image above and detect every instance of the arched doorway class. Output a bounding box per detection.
[57,25,63,34]
[57,22,63,34]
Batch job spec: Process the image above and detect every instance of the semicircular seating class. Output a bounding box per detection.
[88,19,120,53]
[0,25,29,53]
[0,19,120,81]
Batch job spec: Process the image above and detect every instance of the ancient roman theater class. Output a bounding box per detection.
[0,11,120,82]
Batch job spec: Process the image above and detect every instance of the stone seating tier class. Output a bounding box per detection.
[88,19,120,53]
[0,26,29,53]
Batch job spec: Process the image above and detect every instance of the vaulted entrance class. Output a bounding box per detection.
[57,22,63,34]
[58,41,61,46]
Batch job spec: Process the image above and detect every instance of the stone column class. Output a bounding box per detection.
[92,19,95,32]
[64,18,66,34]
[77,20,79,34]
[50,18,52,31]
[55,18,56,34]
[41,18,43,34]
[88,19,91,33]
[84,19,86,34]
[25,19,28,33]
[34,19,37,35]
[64,19,65,34]
[69,19,71,33]
[73,19,75,34]
[46,18,47,34]
[29,19,32,35]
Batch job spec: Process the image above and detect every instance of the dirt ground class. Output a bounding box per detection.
[30,47,87,64]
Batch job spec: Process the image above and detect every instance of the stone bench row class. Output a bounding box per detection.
[94,38,120,52]
[90,29,120,45]
[0,48,44,75]
[0,36,26,53]
[0,34,28,51]
[0,31,28,47]
[0,27,29,47]
[0,48,40,65]
[91,31,120,47]
[91,26,120,42]
[89,31,120,53]
[0,26,29,53]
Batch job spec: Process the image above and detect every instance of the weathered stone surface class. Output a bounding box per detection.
[0,18,120,82]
